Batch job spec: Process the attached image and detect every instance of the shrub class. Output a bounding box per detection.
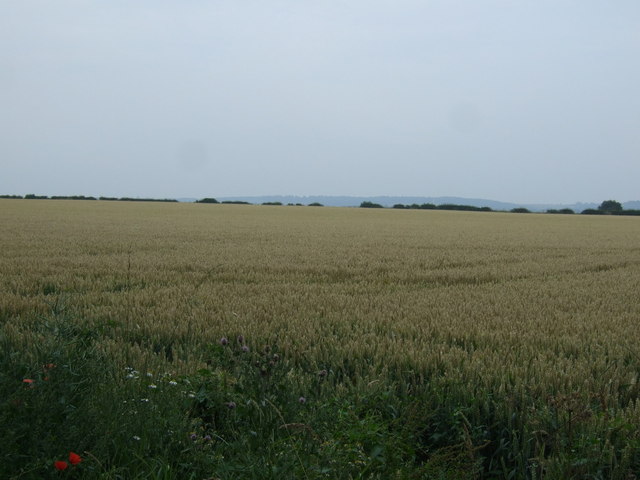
[360,201,384,208]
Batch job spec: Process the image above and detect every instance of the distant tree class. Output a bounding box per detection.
[392,204,406,209]
[262,202,282,206]
[510,208,530,214]
[546,208,574,214]
[196,198,219,204]
[119,197,178,202]
[360,201,383,208]
[581,209,603,215]
[308,202,324,207]
[438,204,486,212]
[598,200,623,213]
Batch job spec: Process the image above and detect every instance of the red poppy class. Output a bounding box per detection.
[54,460,68,471]
[43,363,56,370]
[68,452,82,465]
[22,379,35,387]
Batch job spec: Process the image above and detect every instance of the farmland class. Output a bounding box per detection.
[2,199,640,479]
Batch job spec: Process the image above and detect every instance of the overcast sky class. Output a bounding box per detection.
[1,1,639,204]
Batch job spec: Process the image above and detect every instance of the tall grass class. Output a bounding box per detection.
[1,199,640,478]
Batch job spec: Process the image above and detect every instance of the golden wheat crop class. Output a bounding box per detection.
[2,199,640,415]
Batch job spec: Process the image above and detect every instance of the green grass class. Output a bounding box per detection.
[3,310,640,479]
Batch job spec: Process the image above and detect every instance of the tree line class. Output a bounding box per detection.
[0,194,178,203]
[360,200,640,216]
[1,195,638,215]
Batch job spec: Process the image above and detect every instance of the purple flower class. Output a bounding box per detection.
[241,345,250,353]
[226,401,236,409]
[220,337,228,346]
[318,369,328,378]
[237,335,244,345]
[190,433,198,440]
[204,434,212,441]
[298,396,306,404]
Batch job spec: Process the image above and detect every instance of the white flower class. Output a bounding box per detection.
[141,398,150,403]
[168,381,178,386]
[146,372,153,377]
[148,384,157,389]
[133,435,141,441]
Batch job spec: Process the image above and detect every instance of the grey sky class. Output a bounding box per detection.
[2,1,639,204]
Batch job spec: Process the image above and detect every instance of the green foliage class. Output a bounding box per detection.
[546,209,575,214]
[360,201,384,208]
[196,198,219,204]
[50,196,97,200]
[308,202,324,207]
[2,312,640,478]
[118,197,178,203]
[598,200,623,213]
[510,208,531,214]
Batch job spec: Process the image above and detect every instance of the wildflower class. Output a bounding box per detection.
[204,434,212,441]
[148,384,157,389]
[22,378,35,386]
[132,435,141,441]
[141,398,150,403]
[168,380,178,386]
[237,335,244,344]
[318,369,328,378]
[68,452,82,465]
[220,337,228,346]
[298,396,306,404]
[241,345,250,353]
[272,353,280,362]
[54,460,68,471]
[190,433,198,440]
[43,363,56,370]
[226,401,236,409]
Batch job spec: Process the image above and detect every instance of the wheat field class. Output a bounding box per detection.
[2,199,640,477]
